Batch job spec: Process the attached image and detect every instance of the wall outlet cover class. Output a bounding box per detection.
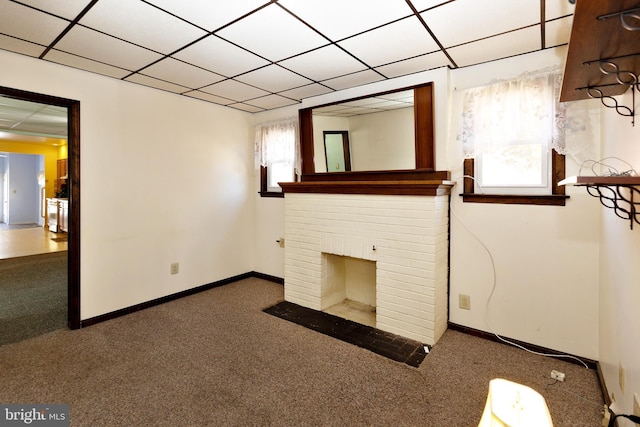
[459,294,471,310]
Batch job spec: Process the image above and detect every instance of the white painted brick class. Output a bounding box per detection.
[378,297,435,319]
[284,192,450,345]
[376,314,435,343]
[377,287,430,304]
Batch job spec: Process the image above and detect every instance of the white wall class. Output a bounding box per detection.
[598,88,640,420]
[251,107,294,278]
[0,49,255,320]
[448,48,600,360]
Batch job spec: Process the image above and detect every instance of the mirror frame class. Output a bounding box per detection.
[298,82,437,182]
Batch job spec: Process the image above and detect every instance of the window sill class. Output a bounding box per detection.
[460,193,569,206]
[259,191,284,198]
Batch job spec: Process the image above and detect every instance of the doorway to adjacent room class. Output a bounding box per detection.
[0,86,80,336]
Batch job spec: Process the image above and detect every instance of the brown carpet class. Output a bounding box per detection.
[0,278,603,426]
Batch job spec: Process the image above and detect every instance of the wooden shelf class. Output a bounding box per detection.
[559,176,640,186]
[561,0,640,103]
[560,175,640,229]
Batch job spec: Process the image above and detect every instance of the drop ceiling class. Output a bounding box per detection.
[0,96,68,142]
[0,0,576,116]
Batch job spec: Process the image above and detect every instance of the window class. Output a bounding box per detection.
[255,119,298,197]
[265,161,294,192]
[458,67,591,205]
[476,142,550,195]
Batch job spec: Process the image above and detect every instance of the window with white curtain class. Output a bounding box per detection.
[255,118,299,194]
[459,67,593,196]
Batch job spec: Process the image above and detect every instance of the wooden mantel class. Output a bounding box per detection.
[280,180,454,196]
[280,170,453,196]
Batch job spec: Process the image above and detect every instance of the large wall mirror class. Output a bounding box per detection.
[299,82,438,181]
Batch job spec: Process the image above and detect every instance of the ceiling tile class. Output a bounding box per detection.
[78,0,207,54]
[448,26,541,68]
[246,94,299,110]
[183,90,235,105]
[422,0,540,48]
[0,97,67,137]
[216,4,328,62]
[14,105,67,135]
[546,0,576,20]
[200,79,270,102]
[321,70,386,91]
[141,58,225,89]
[227,103,265,113]
[338,16,439,67]
[236,65,313,92]
[278,84,334,101]
[279,45,366,82]
[545,16,573,48]
[0,34,45,58]
[145,0,269,32]
[125,74,191,94]
[0,1,69,45]
[408,0,452,13]
[278,0,414,41]
[375,51,451,78]
[55,25,164,71]
[46,49,132,79]
[173,35,269,78]
[16,0,95,20]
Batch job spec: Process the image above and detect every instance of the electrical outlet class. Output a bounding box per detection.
[619,363,626,393]
[551,370,565,382]
[170,263,179,275]
[634,393,640,417]
[459,294,471,310]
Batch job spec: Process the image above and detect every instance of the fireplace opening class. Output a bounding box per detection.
[322,254,376,327]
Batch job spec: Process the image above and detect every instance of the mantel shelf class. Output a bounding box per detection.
[279,180,454,196]
[560,175,640,229]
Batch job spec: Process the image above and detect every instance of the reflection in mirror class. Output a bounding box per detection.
[312,90,415,172]
[323,131,351,172]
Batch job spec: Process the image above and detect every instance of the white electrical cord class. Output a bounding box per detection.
[449,184,589,369]
[579,157,637,177]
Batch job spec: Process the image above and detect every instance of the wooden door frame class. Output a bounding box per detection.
[0,85,81,329]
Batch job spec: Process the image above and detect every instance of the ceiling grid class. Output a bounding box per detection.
[0,0,575,114]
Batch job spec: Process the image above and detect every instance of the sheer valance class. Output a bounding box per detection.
[254,118,300,173]
[459,67,596,164]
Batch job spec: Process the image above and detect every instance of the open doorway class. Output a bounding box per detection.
[0,85,80,332]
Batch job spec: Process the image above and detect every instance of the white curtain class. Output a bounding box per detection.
[254,118,300,174]
[459,67,595,164]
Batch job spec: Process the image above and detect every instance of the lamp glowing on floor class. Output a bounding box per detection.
[478,378,553,427]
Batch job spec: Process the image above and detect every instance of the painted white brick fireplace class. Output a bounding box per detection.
[284,192,450,345]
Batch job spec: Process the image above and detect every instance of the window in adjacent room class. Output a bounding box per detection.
[458,67,593,205]
[255,118,299,197]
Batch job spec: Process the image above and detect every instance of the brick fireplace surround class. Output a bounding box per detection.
[283,192,450,345]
